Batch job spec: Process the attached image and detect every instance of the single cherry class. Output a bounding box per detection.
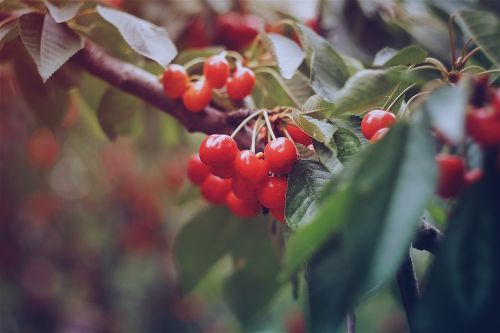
[200,174,232,205]
[436,154,465,199]
[203,54,230,89]
[270,207,285,223]
[234,150,269,184]
[370,128,389,143]
[264,137,298,175]
[361,109,397,140]
[226,192,260,218]
[183,79,212,112]
[258,176,287,209]
[199,134,239,168]
[232,176,259,202]
[208,164,234,179]
[466,107,500,147]
[187,154,210,185]
[464,168,484,186]
[162,64,189,99]
[227,67,256,100]
[285,124,312,146]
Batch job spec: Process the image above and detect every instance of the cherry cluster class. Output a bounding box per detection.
[162,53,256,112]
[360,109,397,143]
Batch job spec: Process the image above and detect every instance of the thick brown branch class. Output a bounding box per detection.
[71,40,253,147]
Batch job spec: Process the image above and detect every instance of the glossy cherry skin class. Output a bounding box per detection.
[183,80,212,112]
[234,150,269,184]
[467,108,500,147]
[370,128,389,143]
[270,207,285,223]
[286,124,312,146]
[187,154,210,185]
[436,154,465,199]
[226,192,260,218]
[264,137,298,175]
[199,134,239,168]
[361,109,397,140]
[257,176,287,209]
[232,176,258,202]
[208,164,234,179]
[226,67,256,100]
[162,64,189,99]
[203,55,230,89]
[200,174,232,205]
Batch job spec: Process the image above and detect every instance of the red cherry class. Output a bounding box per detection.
[258,176,287,209]
[183,80,212,112]
[162,64,189,99]
[27,128,59,169]
[286,124,312,146]
[199,134,239,167]
[226,192,260,218]
[203,55,230,89]
[215,13,261,50]
[264,137,298,175]
[305,17,320,33]
[464,168,484,186]
[361,109,397,140]
[208,164,234,179]
[201,174,231,205]
[436,154,465,199]
[466,108,500,147]
[187,154,210,185]
[493,89,500,118]
[370,128,389,143]
[232,176,259,202]
[234,150,269,184]
[270,207,285,223]
[226,67,256,100]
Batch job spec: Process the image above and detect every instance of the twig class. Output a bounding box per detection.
[397,251,419,333]
[346,311,356,333]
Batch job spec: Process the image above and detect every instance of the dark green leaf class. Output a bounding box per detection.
[261,32,304,79]
[44,0,82,23]
[302,94,335,119]
[282,71,315,106]
[382,46,428,67]
[373,47,398,66]
[313,140,343,174]
[334,127,362,163]
[253,68,300,108]
[295,115,337,148]
[97,5,177,67]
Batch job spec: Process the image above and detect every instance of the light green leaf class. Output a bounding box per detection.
[261,32,304,79]
[295,115,337,148]
[334,127,362,162]
[375,46,428,67]
[302,94,335,119]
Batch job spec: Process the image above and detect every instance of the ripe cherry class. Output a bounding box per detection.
[285,124,312,146]
[464,168,484,186]
[258,176,287,209]
[436,154,465,199]
[187,154,210,185]
[466,108,500,147]
[208,164,234,179]
[270,207,285,223]
[234,150,269,184]
[200,174,232,205]
[203,55,230,89]
[199,134,239,167]
[27,128,59,169]
[215,12,261,50]
[162,64,189,99]
[370,128,389,143]
[232,176,258,202]
[226,67,256,100]
[264,137,298,175]
[183,79,212,112]
[361,109,397,140]
[226,192,260,218]
[493,89,500,117]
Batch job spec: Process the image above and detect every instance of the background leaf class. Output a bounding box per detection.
[302,94,335,119]
[383,45,428,67]
[334,127,362,163]
[295,115,337,148]
[44,0,82,23]
[0,19,18,43]
[261,32,304,80]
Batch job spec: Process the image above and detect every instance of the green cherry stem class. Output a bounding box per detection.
[263,111,277,141]
[385,84,416,112]
[230,110,263,139]
[184,57,207,72]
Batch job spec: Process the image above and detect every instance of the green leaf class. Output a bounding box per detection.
[44,0,82,23]
[97,87,141,140]
[313,140,343,174]
[415,152,500,333]
[261,32,304,79]
[458,10,500,66]
[378,46,428,67]
[174,47,224,65]
[283,112,436,331]
[253,68,300,108]
[302,94,335,119]
[330,69,399,116]
[334,127,362,163]
[285,160,332,230]
[282,71,315,106]
[0,19,18,43]
[19,13,83,82]
[373,47,398,66]
[97,5,177,67]
[341,54,364,76]
[294,23,350,102]
[295,115,337,148]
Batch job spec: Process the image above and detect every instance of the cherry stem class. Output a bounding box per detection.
[386,84,416,113]
[282,126,294,142]
[226,50,244,64]
[448,13,458,68]
[251,117,263,153]
[183,57,206,72]
[460,38,473,61]
[458,47,481,68]
[230,110,263,138]
[263,111,277,141]
[400,91,430,118]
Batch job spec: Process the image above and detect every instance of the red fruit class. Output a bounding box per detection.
[226,67,256,100]
[436,154,465,199]
[182,17,211,48]
[258,176,287,209]
[203,55,230,89]
[215,12,261,50]
[162,64,189,99]
[264,137,298,175]
[183,80,212,112]
[270,207,285,223]
[361,109,397,140]
[199,134,239,167]
[187,154,210,185]
[226,192,260,218]
[234,150,269,184]
[232,176,258,202]
[201,174,232,205]
[305,17,320,33]
[493,89,500,118]
[208,164,234,179]
[370,128,389,143]
[286,124,312,146]
[466,108,500,147]
[26,128,59,169]
[464,168,484,186]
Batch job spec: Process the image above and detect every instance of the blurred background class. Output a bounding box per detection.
[1,0,498,332]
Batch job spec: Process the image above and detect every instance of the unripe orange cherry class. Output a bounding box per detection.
[203,55,230,89]
[162,64,189,99]
[183,80,212,112]
[227,67,256,100]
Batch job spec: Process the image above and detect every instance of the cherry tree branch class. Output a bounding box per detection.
[70,40,254,147]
